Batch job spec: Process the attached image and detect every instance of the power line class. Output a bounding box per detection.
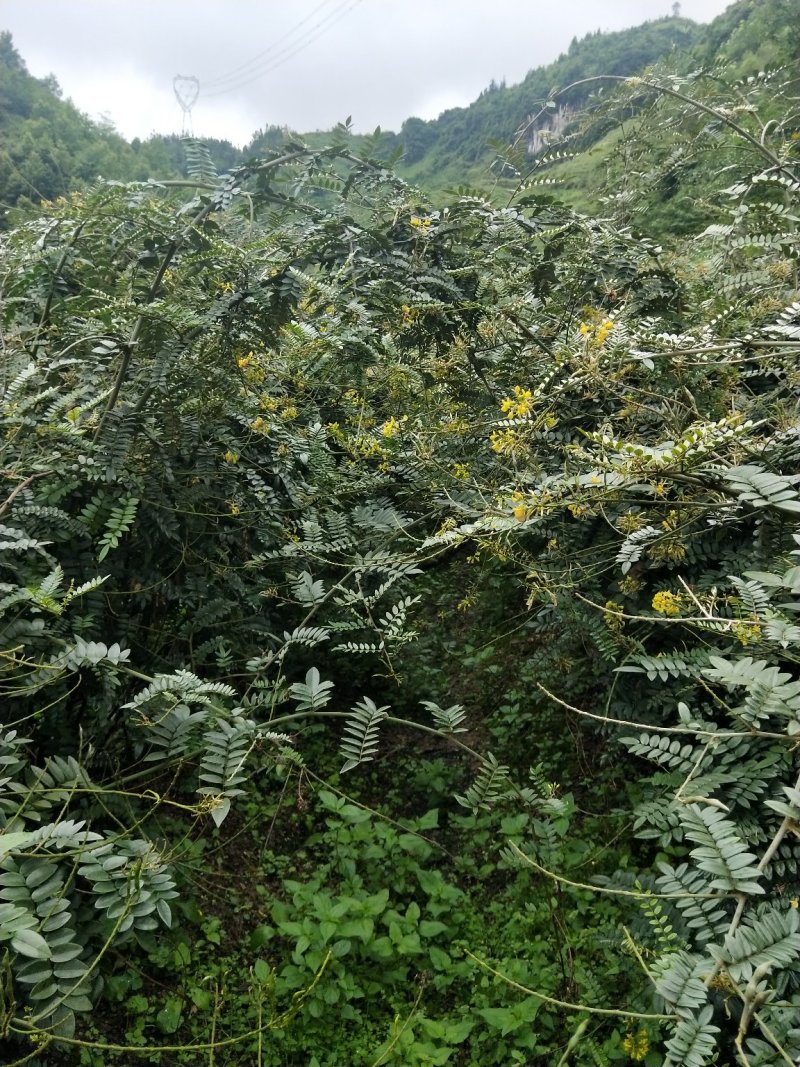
[201,0,363,100]
[201,0,339,90]
[202,0,361,98]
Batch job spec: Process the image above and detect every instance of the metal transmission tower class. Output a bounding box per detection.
[173,75,200,135]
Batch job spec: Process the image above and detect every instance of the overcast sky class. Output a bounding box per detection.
[3,0,734,146]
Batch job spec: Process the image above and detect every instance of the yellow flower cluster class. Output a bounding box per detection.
[236,350,266,384]
[596,318,614,345]
[222,450,239,465]
[579,317,614,346]
[652,590,681,616]
[568,502,591,519]
[440,417,471,435]
[410,216,432,229]
[489,427,519,456]
[622,1029,650,1061]
[617,512,645,534]
[510,490,528,521]
[604,600,625,633]
[732,622,761,646]
[500,386,534,419]
[381,416,401,439]
[648,541,687,563]
[618,574,642,596]
[326,426,387,461]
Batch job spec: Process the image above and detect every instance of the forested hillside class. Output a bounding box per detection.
[395,16,700,185]
[2,3,800,1065]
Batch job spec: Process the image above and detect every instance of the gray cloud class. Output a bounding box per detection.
[3,0,733,145]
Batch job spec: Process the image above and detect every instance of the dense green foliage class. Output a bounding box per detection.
[2,8,800,1066]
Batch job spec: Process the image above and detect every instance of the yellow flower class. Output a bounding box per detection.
[500,385,534,419]
[237,352,254,369]
[227,501,241,515]
[652,590,681,616]
[596,318,614,346]
[381,416,401,438]
[649,541,687,563]
[568,502,589,519]
[513,504,528,522]
[579,316,614,345]
[618,513,644,534]
[223,450,239,464]
[250,416,266,431]
[452,463,470,480]
[732,622,761,646]
[622,1029,650,1061]
[489,428,518,456]
[604,600,625,633]
[618,574,642,596]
